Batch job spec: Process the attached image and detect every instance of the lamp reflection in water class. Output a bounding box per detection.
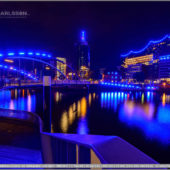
[162,93,166,106]
[100,91,126,111]
[22,89,25,97]
[0,89,36,119]
[88,93,92,106]
[119,93,170,144]
[78,97,88,134]
[93,93,96,99]
[141,93,144,104]
[80,97,87,118]
[68,105,75,125]
[9,99,14,112]
[60,111,69,133]
[60,97,88,134]
[27,92,36,112]
[55,92,62,103]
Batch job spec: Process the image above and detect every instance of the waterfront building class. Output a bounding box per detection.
[56,57,67,80]
[103,71,122,83]
[120,35,170,84]
[74,31,90,79]
[159,55,170,82]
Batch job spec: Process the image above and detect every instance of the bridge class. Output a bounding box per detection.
[0,50,78,83]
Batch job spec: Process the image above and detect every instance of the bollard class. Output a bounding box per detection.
[43,75,52,132]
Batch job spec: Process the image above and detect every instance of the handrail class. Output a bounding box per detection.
[41,132,158,164]
[0,108,43,132]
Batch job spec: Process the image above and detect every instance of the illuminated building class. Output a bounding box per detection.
[74,31,90,79]
[121,34,170,83]
[103,71,122,83]
[159,55,170,82]
[67,72,76,80]
[56,57,67,80]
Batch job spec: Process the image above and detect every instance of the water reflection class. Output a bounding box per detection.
[119,100,170,144]
[60,111,69,133]
[0,89,36,112]
[101,91,130,111]
[60,95,89,134]
[77,117,88,134]
[0,88,170,150]
[55,92,62,103]
[81,97,87,118]
[100,91,170,144]
[119,95,170,144]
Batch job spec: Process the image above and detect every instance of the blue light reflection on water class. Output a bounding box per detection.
[0,89,170,147]
[77,117,89,135]
[100,91,170,145]
[0,89,36,113]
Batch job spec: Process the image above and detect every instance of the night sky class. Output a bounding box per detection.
[0,1,170,71]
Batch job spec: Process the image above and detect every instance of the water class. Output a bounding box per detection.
[0,88,170,163]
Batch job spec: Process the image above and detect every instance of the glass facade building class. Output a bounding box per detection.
[121,35,170,84]
[56,57,67,80]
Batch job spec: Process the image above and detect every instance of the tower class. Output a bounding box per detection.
[75,31,90,79]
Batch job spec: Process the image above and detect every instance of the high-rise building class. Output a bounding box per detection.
[75,31,90,79]
[56,57,66,80]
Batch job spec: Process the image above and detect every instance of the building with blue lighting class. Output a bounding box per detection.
[159,55,170,81]
[103,71,122,83]
[74,31,90,79]
[121,35,170,84]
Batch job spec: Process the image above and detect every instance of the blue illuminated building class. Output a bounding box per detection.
[120,34,170,84]
[103,71,122,83]
[74,31,90,79]
[159,55,170,80]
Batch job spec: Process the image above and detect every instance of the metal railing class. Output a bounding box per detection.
[40,132,158,164]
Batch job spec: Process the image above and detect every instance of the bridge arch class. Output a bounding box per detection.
[1,50,79,80]
[0,64,37,80]
[6,56,68,80]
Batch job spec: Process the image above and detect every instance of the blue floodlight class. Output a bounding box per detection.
[19,52,25,55]
[28,52,33,55]
[81,30,86,42]
[8,52,15,56]
[35,52,40,56]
